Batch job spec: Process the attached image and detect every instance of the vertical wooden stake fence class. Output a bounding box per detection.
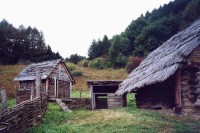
[0,88,7,110]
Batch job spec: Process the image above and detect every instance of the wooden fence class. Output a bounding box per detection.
[0,96,48,133]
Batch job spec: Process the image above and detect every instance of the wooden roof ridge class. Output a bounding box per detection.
[14,59,63,81]
[116,19,200,95]
[87,80,123,85]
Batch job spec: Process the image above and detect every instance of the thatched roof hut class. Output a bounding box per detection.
[116,19,200,95]
[116,19,200,113]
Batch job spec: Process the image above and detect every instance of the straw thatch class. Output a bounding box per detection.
[116,19,200,95]
[14,59,74,82]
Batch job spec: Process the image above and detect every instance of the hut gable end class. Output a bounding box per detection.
[188,45,200,64]
[48,63,71,81]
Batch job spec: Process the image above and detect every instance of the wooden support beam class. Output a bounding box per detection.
[90,86,95,110]
[46,79,49,95]
[175,70,182,114]
[1,88,7,110]
[70,82,72,98]
[30,87,34,101]
[35,67,41,98]
[54,77,57,98]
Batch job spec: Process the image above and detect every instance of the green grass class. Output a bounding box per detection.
[28,95,200,133]
[7,99,16,107]
[71,90,90,98]
[0,99,16,109]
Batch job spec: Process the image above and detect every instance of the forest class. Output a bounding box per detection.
[87,0,200,68]
[0,20,61,65]
[1,0,200,68]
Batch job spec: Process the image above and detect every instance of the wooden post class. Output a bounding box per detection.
[70,82,72,98]
[175,70,182,114]
[57,80,59,98]
[30,87,34,101]
[1,88,7,110]
[46,79,49,95]
[90,86,95,110]
[35,67,41,98]
[54,77,57,97]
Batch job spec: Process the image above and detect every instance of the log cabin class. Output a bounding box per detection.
[116,19,200,114]
[14,59,75,103]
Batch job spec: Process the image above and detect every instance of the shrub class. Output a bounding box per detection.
[78,59,89,67]
[72,70,83,77]
[126,57,143,73]
[65,62,76,71]
[89,58,112,69]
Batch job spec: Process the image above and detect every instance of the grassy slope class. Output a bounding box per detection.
[73,67,128,91]
[0,65,25,98]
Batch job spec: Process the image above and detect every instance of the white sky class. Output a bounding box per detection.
[0,0,173,58]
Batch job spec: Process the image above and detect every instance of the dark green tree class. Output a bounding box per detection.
[68,53,85,64]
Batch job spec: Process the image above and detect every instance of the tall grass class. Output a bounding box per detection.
[0,65,24,98]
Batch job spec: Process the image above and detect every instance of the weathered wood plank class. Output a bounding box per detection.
[55,99,72,112]
[35,67,41,98]
[0,88,7,111]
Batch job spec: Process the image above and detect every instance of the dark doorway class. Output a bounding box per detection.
[95,94,108,109]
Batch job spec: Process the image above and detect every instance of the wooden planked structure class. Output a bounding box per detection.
[0,88,7,111]
[14,59,75,104]
[87,80,127,110]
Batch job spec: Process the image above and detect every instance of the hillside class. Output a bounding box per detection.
[0,65,128,98]
[0,65,24,98]
[73,66,128,91]
[88,0,200,68]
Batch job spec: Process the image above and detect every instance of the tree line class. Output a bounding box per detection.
[0,19,61,65]
[87,0,200,68]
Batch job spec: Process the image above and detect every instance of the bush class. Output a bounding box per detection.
[78,59,89,67]
[72,70,83,77]
[126,57,143,73]
[65,62,76,71]
[89,58,112,69]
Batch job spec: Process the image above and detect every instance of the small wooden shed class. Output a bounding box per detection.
[87,80,127,110]
[14,59,75,103]
[116,19,200,114]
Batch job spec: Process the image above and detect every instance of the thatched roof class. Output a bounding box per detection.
[116,19,200,95]
[14,59,75,82]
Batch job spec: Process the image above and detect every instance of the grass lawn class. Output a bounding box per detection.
[28,93,200,133]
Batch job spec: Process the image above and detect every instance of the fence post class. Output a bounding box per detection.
[1,88,7,110]
[35,67,41,98]
[30,87,34,101]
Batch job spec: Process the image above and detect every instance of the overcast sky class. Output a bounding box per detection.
[0,0,173,58]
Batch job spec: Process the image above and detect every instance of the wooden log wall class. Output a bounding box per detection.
[65,98,91,109]
[0,96,48,133]
[181,45,200,114]
[181,65,200,113]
